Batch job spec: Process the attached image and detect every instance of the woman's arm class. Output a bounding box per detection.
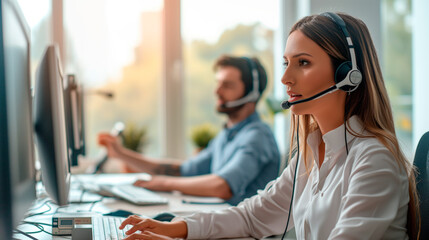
[184,155,300,239]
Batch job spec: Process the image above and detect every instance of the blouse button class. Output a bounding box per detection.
[321,192,324,197]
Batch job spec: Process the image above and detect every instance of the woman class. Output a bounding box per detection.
[118,12,419,240]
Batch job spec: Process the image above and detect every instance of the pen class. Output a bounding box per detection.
[181,200,225,205]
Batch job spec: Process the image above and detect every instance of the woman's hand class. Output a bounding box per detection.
[124,231,175,240]
[119,215,187,239]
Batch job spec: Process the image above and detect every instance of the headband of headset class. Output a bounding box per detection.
[320,12,362,92]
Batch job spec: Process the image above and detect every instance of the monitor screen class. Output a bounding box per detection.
[0,0,37,239]
[33,45,71,206]
[63,74,86,166]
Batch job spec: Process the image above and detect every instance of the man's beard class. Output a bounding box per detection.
[216,103,244,115]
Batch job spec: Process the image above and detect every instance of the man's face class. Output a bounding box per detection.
[214,66,246,114]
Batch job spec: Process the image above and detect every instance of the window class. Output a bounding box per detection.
[64,0,164,158]
[382,0,413,158]
[181,0,281,154]
[63,0,283,162]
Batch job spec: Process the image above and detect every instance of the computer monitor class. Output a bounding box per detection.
[63,74,86,166]
[0,0,37,239]
[33,44,71,206]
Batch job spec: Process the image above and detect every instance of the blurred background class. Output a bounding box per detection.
[17,0,427,171]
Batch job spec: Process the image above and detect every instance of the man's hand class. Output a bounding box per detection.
[98,133,175,174]
[134,175,169,192]
[98,132,123,159]
[134,174,233,199]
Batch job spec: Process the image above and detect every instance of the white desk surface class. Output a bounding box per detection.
[13,173,290,240]
[71,173,231,217]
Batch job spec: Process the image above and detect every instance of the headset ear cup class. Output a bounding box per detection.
[335,61,353,91]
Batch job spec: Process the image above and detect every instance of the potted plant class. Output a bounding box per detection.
[120,122,148,172]
[120,122,148,152]
[190,123,218,153]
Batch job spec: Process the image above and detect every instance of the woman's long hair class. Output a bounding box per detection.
[287,13,420,239]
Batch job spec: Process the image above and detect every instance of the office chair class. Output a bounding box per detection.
[414,131,429,239]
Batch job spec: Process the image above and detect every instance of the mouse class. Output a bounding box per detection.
[104,209,138,218]
[152,212,176,222]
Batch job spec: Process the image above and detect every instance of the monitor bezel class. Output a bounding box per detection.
[0,0,36,238]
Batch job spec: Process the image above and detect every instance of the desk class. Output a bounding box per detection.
[71,173,231,218]
[14,173,291,240]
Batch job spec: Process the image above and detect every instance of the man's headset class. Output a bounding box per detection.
[280,12,363,240]
[222,57,260,108]
[281,12,363,110]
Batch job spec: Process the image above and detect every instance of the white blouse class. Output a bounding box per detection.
[182,116,410,240]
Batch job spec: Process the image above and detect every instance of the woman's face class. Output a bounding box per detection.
[281,30,345,116]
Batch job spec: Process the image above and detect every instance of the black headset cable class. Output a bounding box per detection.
[281,116,300,239]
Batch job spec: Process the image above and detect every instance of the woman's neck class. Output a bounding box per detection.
[313,107,345,136]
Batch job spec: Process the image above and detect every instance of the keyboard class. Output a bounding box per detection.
[100,184,169,206]
[92,216,130,240]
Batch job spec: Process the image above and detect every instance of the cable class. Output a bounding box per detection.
[37,227,53,236]
[80,189,87,203]
[23,221,52,227]
[280,112,350,239]
[20,221,53,236]
[13,229,39,240]
[14,223,43,235]
[25,200,52,218]
[54,204,69,214]
[27,198,51,212]
[13,221,48,239]
[88,197,104,212]
[281,117,300,240]
[344,117,349,155]
[15,201,56,239]
[344,95,349,155]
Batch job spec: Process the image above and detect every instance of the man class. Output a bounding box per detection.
[98,55,280,205]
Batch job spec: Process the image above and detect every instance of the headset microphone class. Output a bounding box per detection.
[223,90,259,108]
[281,85,338,109]
[280,63,362,110]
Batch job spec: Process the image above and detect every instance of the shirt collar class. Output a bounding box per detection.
[224,112,260,141]
[307,115,364,164]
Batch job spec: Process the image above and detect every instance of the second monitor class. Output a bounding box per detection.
[63,74,86,166]
[33,45,71,206]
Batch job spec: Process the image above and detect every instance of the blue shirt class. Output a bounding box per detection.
[181,112,280,205]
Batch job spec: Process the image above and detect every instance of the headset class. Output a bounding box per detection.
[281,12,362,110]
[281,12,362,239]
[222,57,260,108]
